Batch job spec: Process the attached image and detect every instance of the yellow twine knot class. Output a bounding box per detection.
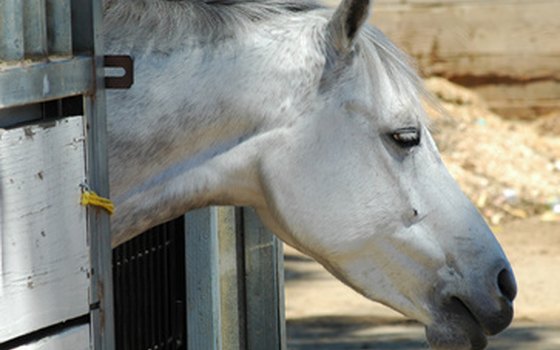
[81,189,115,215]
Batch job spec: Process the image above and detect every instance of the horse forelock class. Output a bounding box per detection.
[354,26,432,124]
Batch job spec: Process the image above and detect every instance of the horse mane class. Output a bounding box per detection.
[358,26,431,119]
[103,0,323,54]
[104,0,433,118]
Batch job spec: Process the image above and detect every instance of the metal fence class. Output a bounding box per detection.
[113,217,187,350]
[0,0,113,348]
[1,1,285,349]
[113,207,286,350]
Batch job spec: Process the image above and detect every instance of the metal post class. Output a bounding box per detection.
[185,207,286,350]
[185,208,223,350]
[242,208,286,350]
[73,0,115,348]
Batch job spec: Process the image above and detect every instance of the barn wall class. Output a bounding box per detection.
[365,0,560,119]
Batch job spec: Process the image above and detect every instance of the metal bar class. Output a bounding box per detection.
[218,207,243,350]
[162,225,170,348]
[46,0,72,55]
[174,217,187,348]
[0,0,24,61]
[81,1,115,348]
[242,208,286,350]
[23,0,48,58]
[149,228,156,348]
[0,57,94,109]
[185,208,223,350]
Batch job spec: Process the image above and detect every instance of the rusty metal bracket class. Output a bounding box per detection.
[104,55,134,89]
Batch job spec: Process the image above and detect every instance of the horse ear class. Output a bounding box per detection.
[326,0,371,55]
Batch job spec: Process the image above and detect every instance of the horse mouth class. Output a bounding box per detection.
[425,298,488,350]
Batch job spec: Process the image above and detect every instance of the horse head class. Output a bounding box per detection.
[250,1,516,348]
[105,1,516,348]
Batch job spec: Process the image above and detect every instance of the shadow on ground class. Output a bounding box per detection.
[287,316,560,350]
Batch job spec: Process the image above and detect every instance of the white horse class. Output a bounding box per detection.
[103,0,516,348]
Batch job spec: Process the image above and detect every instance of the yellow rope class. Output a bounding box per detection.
[81,190,115,215]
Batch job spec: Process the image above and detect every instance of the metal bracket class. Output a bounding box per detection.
[104,55,134,89]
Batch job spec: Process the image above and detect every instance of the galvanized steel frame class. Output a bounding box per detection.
[1,1,285,348]
[185,207,286,350]
[0,0,114,348]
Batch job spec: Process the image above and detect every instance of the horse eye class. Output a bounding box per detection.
[391,127,420,148]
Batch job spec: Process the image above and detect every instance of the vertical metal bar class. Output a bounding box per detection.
[185,208,223,350]
[84,92,115,350]
[169,223,179,348]
[242,208,286,350]
[0,0,24,61]
[23,0,48,58]
[136,235,142,349]
[125,241,133,350]
[217,207,243,350]
[149,229,156,348]
[177,217,187,349]
[77,0,115,348]
[46,0,72,55]
[162,224,170,347]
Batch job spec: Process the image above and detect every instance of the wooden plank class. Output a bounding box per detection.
[12,324,90,350]
[0,117,90,343]
[185,208,222,350]
[242,208,286,350]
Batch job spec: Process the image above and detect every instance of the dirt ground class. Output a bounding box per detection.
[284,218,560,349]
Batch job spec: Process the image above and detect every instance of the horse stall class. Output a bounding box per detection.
[0,0,113,349]
[1,1,286,350]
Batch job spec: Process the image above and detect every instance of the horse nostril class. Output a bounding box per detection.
[497,268,517,302]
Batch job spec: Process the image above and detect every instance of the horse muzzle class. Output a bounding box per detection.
[427,265,516,350]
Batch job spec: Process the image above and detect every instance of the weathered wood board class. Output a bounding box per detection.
[12,324,90,350]
[0,117,90,343]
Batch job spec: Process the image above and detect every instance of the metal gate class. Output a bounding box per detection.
[113,207,286,350]
[0,0,113,348]
[113,217,187,349]
[1,1,286,349]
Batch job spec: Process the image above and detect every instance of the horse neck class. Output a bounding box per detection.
[107,41,271,199]
[107,48,269,244]
[106,25,323,244]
